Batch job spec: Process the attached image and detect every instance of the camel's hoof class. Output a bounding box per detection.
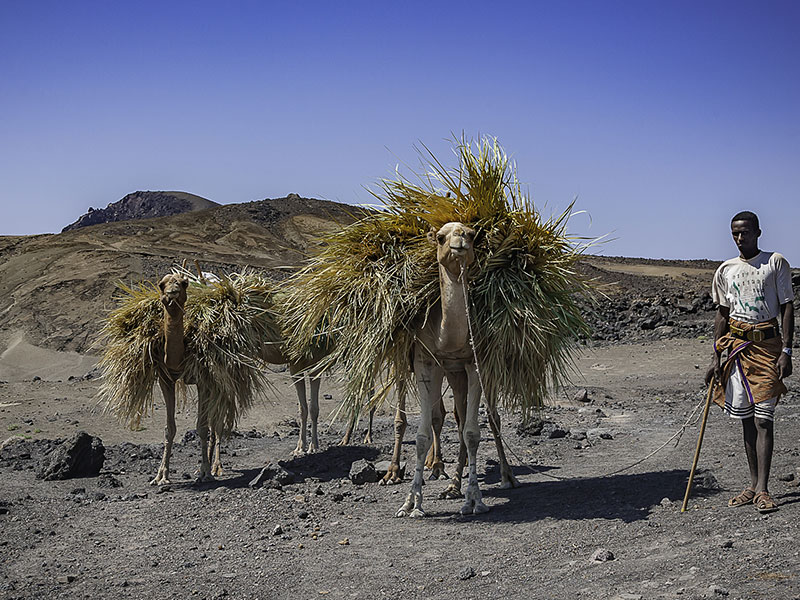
[292,447,307,457]
[409,508,426,518]
[362,435,373,445]
[380,473,403,486]
[499,475,521,489]
[460,499,489,515]
[428,470,449,481]
[395,507,411,518]
[439,486,464,500]
[149,477,170,486]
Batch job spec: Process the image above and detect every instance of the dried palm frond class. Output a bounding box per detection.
[282,136,597,420]
[98,270,282,434]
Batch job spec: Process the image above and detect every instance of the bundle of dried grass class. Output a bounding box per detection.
[283,136,596,420]
[98,270,281,434]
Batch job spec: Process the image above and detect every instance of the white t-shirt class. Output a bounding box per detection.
[712,251,794,323]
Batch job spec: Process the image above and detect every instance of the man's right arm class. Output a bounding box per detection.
[705,304,730,385]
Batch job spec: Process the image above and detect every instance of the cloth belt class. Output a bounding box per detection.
[728,323,778,342]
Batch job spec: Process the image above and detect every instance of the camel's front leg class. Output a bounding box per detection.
[195,384,215,482]
[308,374,321,452]
[380,392,407,485]
[151,378,177,485]
[397,361,441,518]
[460,365,488,515]
[292,373,309,455]
[486,402,520,489]
[440,371,467,499]
[425,393,448,480]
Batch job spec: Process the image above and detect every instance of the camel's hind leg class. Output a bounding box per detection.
[486,402,520,488]
[308,374,321,452]
[291,373,309,455]
[209,426,223,477]
[151,377,177,486]
[195,383,215,482]
[363,405,376,444]
[425,393,448,480]
[380,392,407,485]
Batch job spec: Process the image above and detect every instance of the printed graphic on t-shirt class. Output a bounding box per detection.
[730,271,769,321]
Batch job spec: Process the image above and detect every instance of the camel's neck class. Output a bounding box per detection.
[163,309,185,372]
[436,263,470,353]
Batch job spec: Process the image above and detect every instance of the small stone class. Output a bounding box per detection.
[332,493,344,502]
[611,595,642,600]
[457,567,476,580]
[660,497,674,508]
[57,574,77,584]
[590,548,615,562]
[708,584,729,596]
[777,472,795,482]
[573,389,590,403]
[720,540,733,549]
[480,570,491,577]
[272,525,283,536]
[338,538,349,545]
[298,510,309,519]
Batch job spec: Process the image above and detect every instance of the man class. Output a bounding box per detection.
[706,211,794,513]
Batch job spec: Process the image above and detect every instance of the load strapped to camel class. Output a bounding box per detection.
[97,270,282,435]
[282,137,597,421]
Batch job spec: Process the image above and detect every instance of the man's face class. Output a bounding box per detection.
[730,219,760,257]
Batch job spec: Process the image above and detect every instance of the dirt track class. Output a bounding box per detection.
[2,338,800,600]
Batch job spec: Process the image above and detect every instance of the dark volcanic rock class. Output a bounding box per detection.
[62,191,218,232]
[249,462,295,488]
[36,432,105,480]
[349,459,378,484]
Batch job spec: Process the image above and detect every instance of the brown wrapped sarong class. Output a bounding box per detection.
[712,318,787,408]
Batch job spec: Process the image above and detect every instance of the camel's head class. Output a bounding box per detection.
[158,274,188,313]
[428,222,476,275]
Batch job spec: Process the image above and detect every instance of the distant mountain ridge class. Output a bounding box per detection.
[62,191,219,232]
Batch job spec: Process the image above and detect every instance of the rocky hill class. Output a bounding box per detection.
[61,191,220,232]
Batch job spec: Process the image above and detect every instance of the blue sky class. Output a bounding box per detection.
[1,1,798,263]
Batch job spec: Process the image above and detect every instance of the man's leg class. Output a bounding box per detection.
[741,416,759,490]
[754,417,774,493]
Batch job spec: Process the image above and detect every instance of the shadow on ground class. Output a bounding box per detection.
[431,468,721,524]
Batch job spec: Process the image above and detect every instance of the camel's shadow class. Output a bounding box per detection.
[192,444,382,490]
[432,468,720,524]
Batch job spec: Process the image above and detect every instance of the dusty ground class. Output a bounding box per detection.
[2,338,800,600]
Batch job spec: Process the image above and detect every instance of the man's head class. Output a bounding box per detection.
[730,211,761,259]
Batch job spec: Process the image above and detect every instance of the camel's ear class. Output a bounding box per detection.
[158,276,168,292]
[180,278,189,290]
[427,228,438,245]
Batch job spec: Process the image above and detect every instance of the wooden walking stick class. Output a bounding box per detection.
[681,379,716,512]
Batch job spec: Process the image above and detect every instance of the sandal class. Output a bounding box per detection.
[728,487,756,507]
[753,491,778,513]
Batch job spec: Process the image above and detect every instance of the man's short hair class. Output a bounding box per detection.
[731,211,759,229]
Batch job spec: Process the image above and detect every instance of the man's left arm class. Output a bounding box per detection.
[778,301,794,379]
